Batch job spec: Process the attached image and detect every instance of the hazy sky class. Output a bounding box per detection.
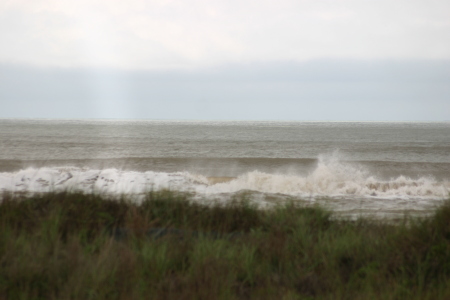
[1,0,449,120]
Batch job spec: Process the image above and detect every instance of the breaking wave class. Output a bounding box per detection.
[204,155,449,199]
[1,155,448,201]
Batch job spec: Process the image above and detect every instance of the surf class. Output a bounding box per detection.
[1,156,448,201]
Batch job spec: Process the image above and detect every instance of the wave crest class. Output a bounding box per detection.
[204,155,449,199]
[0,156,448,200]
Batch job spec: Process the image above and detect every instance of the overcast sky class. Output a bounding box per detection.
[1,0,449,120]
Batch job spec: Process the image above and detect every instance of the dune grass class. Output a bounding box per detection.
[1,191,450,299]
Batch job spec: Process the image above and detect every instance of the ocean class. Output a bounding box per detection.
[1,119,449,219]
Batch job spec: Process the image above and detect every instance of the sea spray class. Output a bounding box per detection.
[1,156,448,200]
[203,153,448,199]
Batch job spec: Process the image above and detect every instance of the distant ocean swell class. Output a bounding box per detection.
[1,156,448,201]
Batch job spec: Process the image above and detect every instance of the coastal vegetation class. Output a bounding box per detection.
[1,191,450,299]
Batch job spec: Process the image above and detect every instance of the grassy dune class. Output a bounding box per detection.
[1,191,450,299]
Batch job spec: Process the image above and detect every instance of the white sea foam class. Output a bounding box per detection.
[1,156,448,202]
[204,171,448,199]
[203,155,449,199]
[0,167,196,195]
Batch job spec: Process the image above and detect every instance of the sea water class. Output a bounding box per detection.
[1,119,449,218]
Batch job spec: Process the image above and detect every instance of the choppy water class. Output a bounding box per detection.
[1,119,449,219]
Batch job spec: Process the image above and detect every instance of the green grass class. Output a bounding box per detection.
[1,191,450,299]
